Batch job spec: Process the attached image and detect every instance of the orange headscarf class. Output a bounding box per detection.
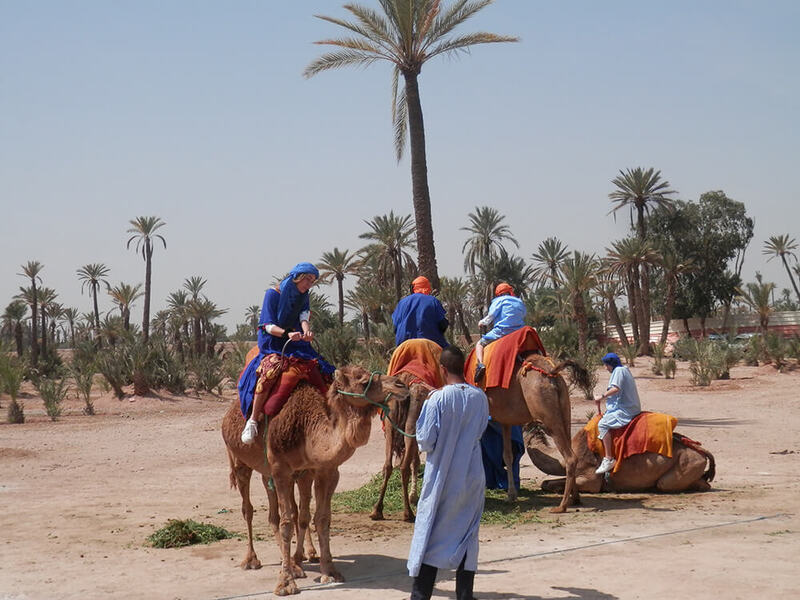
[412,276,432,295]
[494,282,514,297]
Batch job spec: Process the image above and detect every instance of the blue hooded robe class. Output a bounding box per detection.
[391,293,449,348]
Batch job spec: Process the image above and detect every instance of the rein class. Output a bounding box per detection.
[336,371,416,438]
[521,356,560,379]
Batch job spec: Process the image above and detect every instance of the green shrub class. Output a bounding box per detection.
[96,343,133,399]
[663,357,677,379]
[70,361,95,415]
[619,342,637,367]
[221,342,250,384]
[537,321,579,360]
[763,333,788,371]
[575,343,603,400]
[652,342,666,375]
[147,519,234,548]
[189,356,224,393]
[1,352,25,423]
[315,325,358,367]
[672,336,699,362]
[37,377,67,421]
[7,398,24,423]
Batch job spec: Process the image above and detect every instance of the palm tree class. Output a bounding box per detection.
[18,261,43,365]
[127,216,166,343]
[657,251,695,344]
[60,307,79,348]
[245,305,261,333]
[737,273,776,333]
[167,290,190,359]
[531,237,569,289]
[317,248,359,325]
[36,287,58,359]
[608,167,676,241]
[763,234,800,303]
[557,252,600,355]
[439,276,473,343]
[2,301,28,357]
[183,276,207,356]
[305,1,518,291]
[595,272,629,347]
[108,282,143,330]
[77,263,110,339]
[359,212,417,303]
[461,206,518,308]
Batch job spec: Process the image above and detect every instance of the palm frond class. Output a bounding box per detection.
[304,50,385,77]
[427,32,520,59]
[392,67,408,161]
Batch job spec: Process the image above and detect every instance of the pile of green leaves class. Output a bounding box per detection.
[147,519,235,548]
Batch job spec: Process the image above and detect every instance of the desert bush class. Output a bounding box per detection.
[672,336,699,362]
[96,343,133,399]
[1,351,25,423]
[574,343,604,400]
[537,321,579,359]
[149,340,187,394]
[717,344,743,379]
[788,336,800,361]
[619,342,637,367]
[688,340,727,386]
[663,357,677,379]
[652,342,666,375]
[37,377,68,421]
[745,335,764,366]
[221,342,250,385]
[70,362,95,415]
[763,333,788,371]
[315,325,358,367]
[189,356,225,393]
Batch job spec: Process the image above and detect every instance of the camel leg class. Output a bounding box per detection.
[399,437,417,522]
[292,472,314,573]
[656,451,709,492]
[272,469,301,597]
[410,449,421,505]
[314,469,345,584]
[406,391,424,507]
[545,419,579,513]
[261,473,279,541]
[233,460,262,570]
[370,425,394,521]
[501,424,518,502]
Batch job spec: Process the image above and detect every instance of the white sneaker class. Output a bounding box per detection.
[595,457,616,475]
[241,418,259,444]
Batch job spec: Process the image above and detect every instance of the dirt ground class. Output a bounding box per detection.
[1,358,798,600]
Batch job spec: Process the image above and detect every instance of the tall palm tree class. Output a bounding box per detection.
[108,282,143,331]
[438,276,473,343]
[595,271,629,347]
[737,273,776,333]
[317,247,359,325]
[127,216,166,343]
[359,211,417,302]
[36,287,58,359]
[183,276,207,356]
[245,305,261,333]
[167,289,190,359]
[305,1,518,291]
[557,252,599,355]
[461,206,518,308]
[656,251,695,344]
[18,261,43,365]
[763,234,800,303]
[608,167,676,241]
[531,237,569,289]
[2,301,28,357]
[60,307,79,348]
[77,263,110,339]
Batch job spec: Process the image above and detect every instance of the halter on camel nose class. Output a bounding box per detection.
[335,371,416,438]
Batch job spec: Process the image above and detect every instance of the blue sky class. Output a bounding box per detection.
[2,1,798,332]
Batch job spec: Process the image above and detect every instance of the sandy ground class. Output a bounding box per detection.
[1,358,799,600]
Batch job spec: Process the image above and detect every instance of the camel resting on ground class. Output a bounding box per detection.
[221,365,409,596]
[525,423,716,493]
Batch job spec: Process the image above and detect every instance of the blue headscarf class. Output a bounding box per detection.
[601,352,622,368]
[276,262,319,327]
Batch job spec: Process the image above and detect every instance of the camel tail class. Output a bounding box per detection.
[227,448,239,491]
[552,359,591,392]
[674,433,716,483]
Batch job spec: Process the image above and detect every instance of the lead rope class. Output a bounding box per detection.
[336,371,416,438]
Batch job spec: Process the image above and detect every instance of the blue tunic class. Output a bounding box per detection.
[237,284,334,418]
[480,295,526,342]
[480,420,524,491]
[408,383,489,577]
[391,293,448,348]
[598,365,642,437]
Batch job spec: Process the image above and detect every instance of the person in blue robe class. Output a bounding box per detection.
[408,346,489,600]
[391,276,449,348]
[473,282,527,382]
[480,420,524,490]
[238,262,335,444]
[594,352,642,474]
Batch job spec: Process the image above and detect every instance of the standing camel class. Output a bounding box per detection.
[221,365,409,596]
[485,354,585,513]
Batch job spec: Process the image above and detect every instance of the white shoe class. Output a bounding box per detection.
[595,457,616,474]
[241,418,259,444]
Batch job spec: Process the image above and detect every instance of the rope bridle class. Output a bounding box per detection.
[336,371,416,438]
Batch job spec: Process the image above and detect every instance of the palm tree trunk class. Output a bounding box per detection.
[625,278,640,348]
[143,244,152,343]
[573,293,589,355]
[607,297,628,346]
[392,252,403,303]
[361,311,370,341]
[336,277,345,326]
[403,71,439,292]
[41,311,48,359]
[781,255,800,302]
[92,285,102,348]
[638,265,652,355]
[457,308,472,344]
[30,284,39,366]
[660,283,676,345]
[15,323,24,357]
[193,318,202,356]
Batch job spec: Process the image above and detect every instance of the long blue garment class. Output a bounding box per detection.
[408,383,489,577]
[598,365,642,434]
[480,295,526,342]
[237,283,334,418]
[480,420,524,490]
[391,293,448,348]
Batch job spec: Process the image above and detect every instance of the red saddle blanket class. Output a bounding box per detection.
[584,411,678,474]
[387,338,444,389]
[464,326,547,390]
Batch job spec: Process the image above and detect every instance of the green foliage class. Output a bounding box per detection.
[575,342,604,400]
[221,342,250,384]
[652,343,665,375]
[763,333,789,371]
[149,341,187,394]
[147,519,234,548]
[189,355,224,393]
[96,343,133,399]
[683,339,741,385]
[37,377,67,420]
[315,325,358,367]
[672,336,699,361]
[663,358,677,379]
[70,350,96,415]
[537,321,579,359]
[619,342,637,367]
[1,349,26,423]
[7,398,24,423]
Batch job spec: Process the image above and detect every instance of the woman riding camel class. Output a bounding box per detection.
[239,262,335,444]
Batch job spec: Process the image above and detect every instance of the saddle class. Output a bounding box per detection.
[584,412,678,474]
[464,326,547,390]
[387,338,444,389]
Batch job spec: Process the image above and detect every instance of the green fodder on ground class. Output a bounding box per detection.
[147,519,236,548]
[332,470,550,526]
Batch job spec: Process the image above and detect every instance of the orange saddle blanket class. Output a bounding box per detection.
[584,411,678,474]
[464,326,547,390]
[387,338,444,389]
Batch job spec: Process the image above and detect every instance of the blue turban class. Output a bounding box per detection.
[601,352,622,368]
[288,262,319,280]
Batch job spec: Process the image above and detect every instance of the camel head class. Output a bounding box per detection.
[331,365,409,412]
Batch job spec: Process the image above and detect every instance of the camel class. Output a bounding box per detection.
[484,354,585,513]
[221,365,409,596]
[524,423,716,493]
[370,372,432,522]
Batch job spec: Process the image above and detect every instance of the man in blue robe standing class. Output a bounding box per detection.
[392,276,449,348]
[408,345,489,600]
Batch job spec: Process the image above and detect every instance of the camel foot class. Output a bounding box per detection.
[306,548,319,563]
[319,568,345,584]
[290,556,307,578]
[369,509,385,521]
[549,505,567,514]
[505,490,518,503]
[403,511,415,523]
[274,570,300,596]
[240,552,262,570]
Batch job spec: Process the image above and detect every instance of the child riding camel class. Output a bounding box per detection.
[473,282,526,383]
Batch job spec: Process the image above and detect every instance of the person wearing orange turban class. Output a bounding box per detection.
[473,282,526,382]
[391,276,449,348]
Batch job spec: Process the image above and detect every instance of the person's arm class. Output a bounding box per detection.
[594,385,620,414]
[415,395,441,454]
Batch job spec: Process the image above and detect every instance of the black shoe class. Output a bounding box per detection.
[474,363,486,383]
